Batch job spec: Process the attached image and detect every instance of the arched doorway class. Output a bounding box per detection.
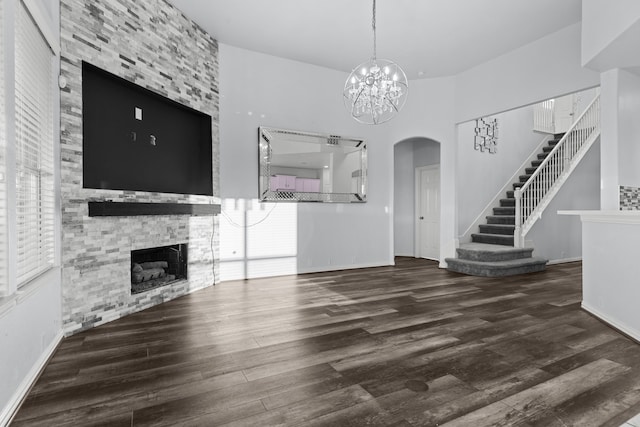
[393,137,441,260]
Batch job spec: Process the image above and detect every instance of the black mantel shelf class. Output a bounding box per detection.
[88,201,221,217]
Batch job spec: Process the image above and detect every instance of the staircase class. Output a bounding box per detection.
[447,93,601,277]
[445,137,561,276]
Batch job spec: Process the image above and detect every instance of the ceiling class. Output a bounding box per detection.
[167,0,582,79]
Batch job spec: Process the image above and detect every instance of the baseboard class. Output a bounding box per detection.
[581,302,640,344]
[296,261,390,275]
[547,257,582,265]
[0,330,63,427]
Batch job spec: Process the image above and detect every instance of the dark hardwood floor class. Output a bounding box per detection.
[11,258,640,426]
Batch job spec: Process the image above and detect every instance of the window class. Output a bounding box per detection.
[0,0,6,291]
[14,0,55,286]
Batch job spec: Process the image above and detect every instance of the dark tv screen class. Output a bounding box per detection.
[82,62,213,196]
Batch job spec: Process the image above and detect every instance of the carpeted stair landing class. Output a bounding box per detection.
[445,135,561,277]
[446,243,547,277]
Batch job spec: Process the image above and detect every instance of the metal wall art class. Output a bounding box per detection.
[474,117,498,154]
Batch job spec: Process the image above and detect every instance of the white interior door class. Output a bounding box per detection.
[415,165,440,260]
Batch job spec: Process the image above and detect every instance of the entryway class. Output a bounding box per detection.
[393,137,441,260]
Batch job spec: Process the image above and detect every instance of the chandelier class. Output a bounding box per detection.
[343,0,408,125]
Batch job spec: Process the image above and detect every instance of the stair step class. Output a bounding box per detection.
[506,190,514,198]
[513,182,523,190]
[445,256,548,277]
[519,175,531,183]
[525,167,537,175]
[479,224,515,235]
[493,206,515,215]
[542,145,555,153]
[456,243,533,262]
[531,159,543,167]
[486,215,515,225]
[537,152,549,160]
[471,233,514,246]
[500,198,515,207]
[548,139,560,146]
[554,133,565,139]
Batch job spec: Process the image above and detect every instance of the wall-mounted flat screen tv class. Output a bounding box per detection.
[82,61,213,196]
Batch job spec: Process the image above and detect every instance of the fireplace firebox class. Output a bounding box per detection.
[131,244,187,294]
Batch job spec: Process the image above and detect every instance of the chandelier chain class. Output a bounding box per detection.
[372,0,377,60]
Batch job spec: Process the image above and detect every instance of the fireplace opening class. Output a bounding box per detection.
[131,244,187,294]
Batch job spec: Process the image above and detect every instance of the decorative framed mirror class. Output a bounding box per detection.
[258,127,367,203]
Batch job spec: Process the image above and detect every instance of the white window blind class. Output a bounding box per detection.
[14,0,55,286]
[0,0,7,292]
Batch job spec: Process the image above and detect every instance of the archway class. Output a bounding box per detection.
[393,137,441,259]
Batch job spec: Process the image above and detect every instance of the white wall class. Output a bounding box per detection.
[617,70,640,188]
[393,142,414,256]
[387,77,457,265]
[219,44,458,278]
[220,21,599,274]
[219,44,400,279]
[456,87,600,241]
[0,0,62,423]
[457,105,545,235]
[581,0,640,70]
[600,69,620,209]
[600,68,640,208]
[528,140,601,262]
[333,150,360,193]
[393,139,440,257]
[0,270,62,424]
[455,23,600,124]
[413,141,441,169]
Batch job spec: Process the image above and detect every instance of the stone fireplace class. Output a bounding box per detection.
[59,0,220,335]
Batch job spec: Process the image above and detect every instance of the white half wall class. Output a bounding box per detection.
[580,213,640,342]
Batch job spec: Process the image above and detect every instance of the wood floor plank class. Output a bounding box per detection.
[440,358,630,427]
[11,258,640,426]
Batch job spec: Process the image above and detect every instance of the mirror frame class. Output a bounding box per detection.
[258,127,367,203]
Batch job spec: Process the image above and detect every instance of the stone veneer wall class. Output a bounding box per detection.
[620,186,640,210]
[60,0,219,334]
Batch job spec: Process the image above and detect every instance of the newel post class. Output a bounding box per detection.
[514,188,522,248]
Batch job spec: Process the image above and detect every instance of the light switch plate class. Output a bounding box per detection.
[135,107,142,121]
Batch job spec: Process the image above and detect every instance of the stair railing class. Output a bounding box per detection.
[514,94,600,248]
[533,99,555,134]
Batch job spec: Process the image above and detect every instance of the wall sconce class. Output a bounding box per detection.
[474,117,498,154]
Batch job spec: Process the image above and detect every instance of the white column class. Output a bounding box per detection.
[599,69,619,210]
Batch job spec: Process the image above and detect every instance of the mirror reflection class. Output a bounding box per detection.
[259,127,367,203]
